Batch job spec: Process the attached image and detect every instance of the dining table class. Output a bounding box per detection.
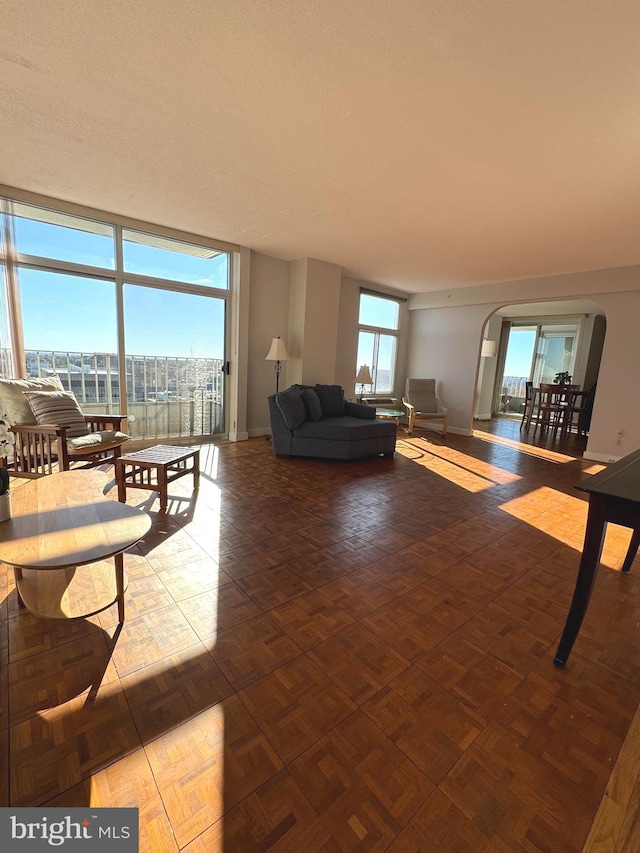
[554,448,640,666]
[522,384,581,436]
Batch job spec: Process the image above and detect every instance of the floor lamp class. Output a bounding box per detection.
[265,336,291,393]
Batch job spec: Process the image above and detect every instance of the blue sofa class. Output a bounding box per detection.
[268,384,396,460]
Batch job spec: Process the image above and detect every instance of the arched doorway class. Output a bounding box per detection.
[476,299,605,439]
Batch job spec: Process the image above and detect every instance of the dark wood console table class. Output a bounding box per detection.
[554,448,640,667]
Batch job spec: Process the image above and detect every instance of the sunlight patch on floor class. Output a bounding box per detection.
[396,437,520,492]
[473,429,577,463]
[582,463,607,475]
[499,485,631,569]
[199,444,220,480]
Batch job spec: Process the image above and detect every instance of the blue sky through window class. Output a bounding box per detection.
[19,269,225,358]
[13,214,227,359]
[504,329,536,376]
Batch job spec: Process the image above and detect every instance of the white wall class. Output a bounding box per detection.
[588,291,639,460]
[287,257,342,385]
[299,259,342,385]
[475,312,502,418]
[407,265,640,460]
[335,277,360,397]
[287,258,308,386]
[246,251,290,435]
[407,304,488,435]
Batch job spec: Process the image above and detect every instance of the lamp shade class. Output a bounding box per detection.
[265,337,291,361]
[355,364,373,385]
[481,339,498,358]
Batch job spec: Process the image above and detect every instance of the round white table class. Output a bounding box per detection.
[0,469,151,621]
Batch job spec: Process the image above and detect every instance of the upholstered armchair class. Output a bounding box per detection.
[403,378,449,436]
[0,377,129,478]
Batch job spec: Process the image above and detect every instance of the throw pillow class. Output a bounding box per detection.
[301,388,322,422]
[23,390,90,438]
[0,376,65,425]
[314,384,345,418]
[275,388,306,430]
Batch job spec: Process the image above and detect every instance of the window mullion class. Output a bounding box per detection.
[373,333,380,392]
[15,255,117,283]
[114,225,127,416]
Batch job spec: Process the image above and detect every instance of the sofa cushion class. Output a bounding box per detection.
[23,390,90,438]
[314,384,345,417]
[275,388,306,430]
[0,376,64,425]
[293,416,396,441]
[301,388,322,422]
[344,401,376,419]
[66,430,129,453]
[288,384,315,393]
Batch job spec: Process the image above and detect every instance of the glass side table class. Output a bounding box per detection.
[375,408,405,425]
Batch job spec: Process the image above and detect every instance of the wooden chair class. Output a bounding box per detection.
[403,378,449,436]
[566,383,596,437]
[536,383,579,436]
[520,381,535,429]
[0,378,129,478]
[10,415,129,477]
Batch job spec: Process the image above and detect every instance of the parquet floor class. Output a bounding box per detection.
[2,419,639,851]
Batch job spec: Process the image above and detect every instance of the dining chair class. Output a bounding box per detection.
[537,383,579,436]
[520,381,535,429]
[566,383,596,437]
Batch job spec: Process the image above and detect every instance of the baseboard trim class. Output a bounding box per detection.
[229,431,249,442]
[583,451,620,464]
[448,426,473,437]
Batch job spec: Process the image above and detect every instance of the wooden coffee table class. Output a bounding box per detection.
[116,444,200,511]
[0,469,150,622]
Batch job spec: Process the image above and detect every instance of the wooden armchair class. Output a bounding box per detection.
[0,378,129,478]
[11,414,129,477]
[403,378,449,436]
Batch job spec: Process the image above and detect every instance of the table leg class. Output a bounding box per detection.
[115,553,125,623]
[158,465,168,511]
[554,493,608,667]
[621,529,640,574]
[13,566,25,608]
[193,450,200,490]
[116,460,126,503]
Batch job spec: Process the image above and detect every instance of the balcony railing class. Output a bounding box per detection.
[5,349,225,440]
[500,375,529,415]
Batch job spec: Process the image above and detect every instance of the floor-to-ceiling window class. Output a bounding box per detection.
[123,285,225,439]
[0,197,231,440]
[356,291,402,395]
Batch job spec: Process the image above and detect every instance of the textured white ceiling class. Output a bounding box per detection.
[1,1,639,293]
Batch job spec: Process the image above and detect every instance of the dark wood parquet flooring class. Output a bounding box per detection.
[2,419,639,851]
